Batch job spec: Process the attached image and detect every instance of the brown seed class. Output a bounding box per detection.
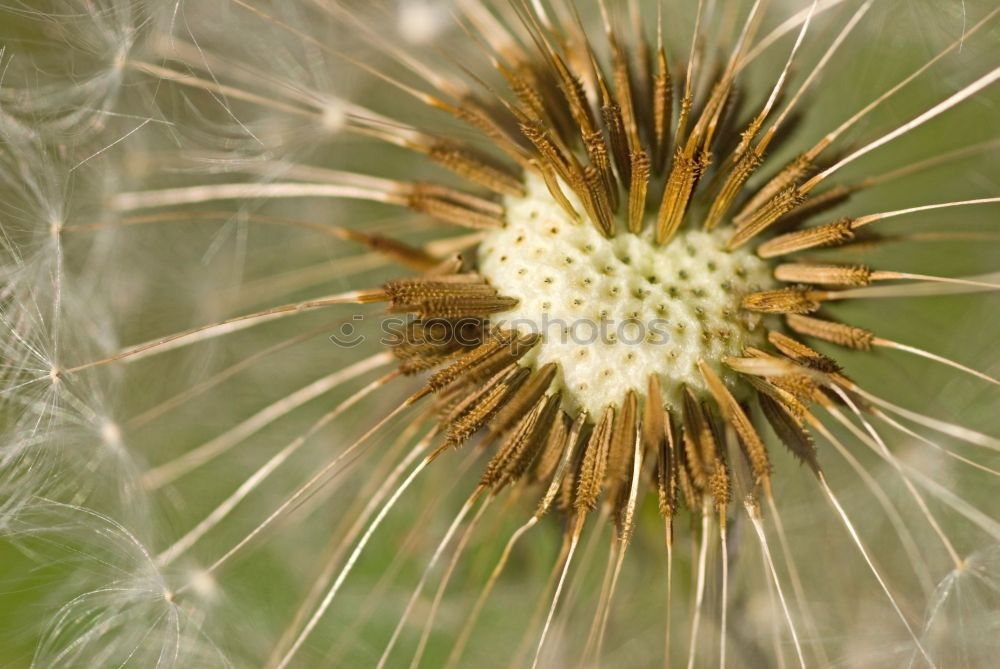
[481,394,545,488]
[575,406,615,511]
[786,313,875,350]
[384,275,519,319]
[488,363,559,440]
[609,36,641,151]
[606,391,639,492]
[656,149,707,244]
[533,412,570,486]
[676,430,699,511]
[584,164,615,236]
[742,373,809,420]
[428,142,526,197]
[534,159,582,221]
[419,329,537,398]
[774,262,873,287]
[656,410,679,521]
[698,361,772,494]
[408,189,504,230]
[495,394,563,490]
[735,152,812,225]
[757,390,820,474]
[601,99,632,184]
[767,330,842,374]
[680,388,709,490]
[337,228,439,271]
[770,374,823,405]
[503,63,548,123]
[708,455,730,519]
[392,318,485,374]
[520,119,580,187]
[627,150,651,234]
[641,375,666,458]
[449,97,531,167]
[782,184,856,225]
[727,183,805,249]
[582,127,619,212]
[651,46,673,173]
[445,367,530,448]
[704,147,763,230]
[756,217,855,258]
[741,287,823,314]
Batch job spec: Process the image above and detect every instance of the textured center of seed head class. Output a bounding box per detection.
[478,174,775,416]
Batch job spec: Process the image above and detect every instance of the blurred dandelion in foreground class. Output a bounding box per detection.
[1,0,999,667]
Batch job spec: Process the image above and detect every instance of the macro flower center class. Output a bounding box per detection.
[479,175,774,415]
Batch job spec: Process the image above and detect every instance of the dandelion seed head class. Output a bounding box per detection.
[2,0,999,666]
